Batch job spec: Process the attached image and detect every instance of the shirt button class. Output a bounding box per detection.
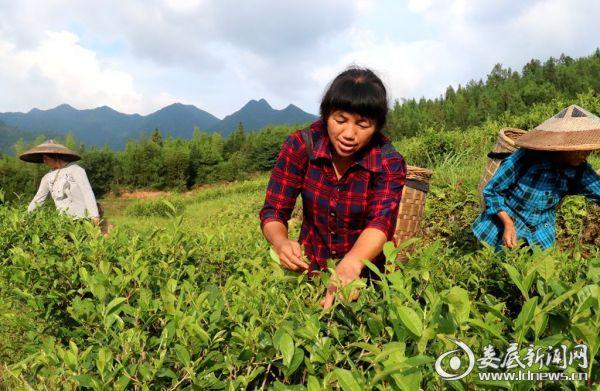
[330,230,335,235]
[331,250,337,255]
[330,212,335,217]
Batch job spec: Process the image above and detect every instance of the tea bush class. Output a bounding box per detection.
[1,93,600,388]
[0,198,598,389]
[125,197,187,218]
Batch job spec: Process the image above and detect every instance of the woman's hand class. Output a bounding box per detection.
[497,211,517,248]
[502,223,517,248]
[320,258,363,309]
[274,239,309,272]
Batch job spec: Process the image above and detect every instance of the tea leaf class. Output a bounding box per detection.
[278,332,295,367]
[533,256,556,281]
[333,368,361,391]
[105,297,126,316]
[396,305,422,337]
[175,344,191,367]
[445,286,470,325]
[503,263,528,299]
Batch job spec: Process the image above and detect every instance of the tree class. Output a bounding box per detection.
[151,128,163,146]
[81,146,116,196]
[223,122,246,159]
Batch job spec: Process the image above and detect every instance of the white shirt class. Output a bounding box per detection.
[28,163,100,219]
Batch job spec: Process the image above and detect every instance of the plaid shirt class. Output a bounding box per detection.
[472,148,600,250]
[260,120,407,271]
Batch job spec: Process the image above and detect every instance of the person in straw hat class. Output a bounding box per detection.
[20,140,101,223]
[472,105,600,251]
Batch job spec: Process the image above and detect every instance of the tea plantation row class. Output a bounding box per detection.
[0,187,598,389]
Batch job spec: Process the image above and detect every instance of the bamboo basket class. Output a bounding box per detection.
[393,165,434,256]
[478,128,527,210]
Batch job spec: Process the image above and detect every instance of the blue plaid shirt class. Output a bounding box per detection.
[472,149,600,250]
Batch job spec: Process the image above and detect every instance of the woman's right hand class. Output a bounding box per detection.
[497,211,517,248]
[502,222,518,248]
[274,239,309,272]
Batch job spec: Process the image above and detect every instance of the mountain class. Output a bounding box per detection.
[210,99,318,136]
[0,121,28,154]
[0,99,317,149]
[141,103,220,139]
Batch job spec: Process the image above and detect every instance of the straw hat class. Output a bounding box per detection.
[19,140,81,163]
[515,105,600,151]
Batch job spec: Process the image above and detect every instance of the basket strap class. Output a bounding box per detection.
[301,127,313,161]
[406,179,429,193]
[487,151,513,160]
[381,142,395,157]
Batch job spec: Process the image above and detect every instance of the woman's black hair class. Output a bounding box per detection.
[320,66,388,131]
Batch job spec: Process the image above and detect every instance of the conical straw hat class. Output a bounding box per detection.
[515,105,600,151]
[19,140,81,163]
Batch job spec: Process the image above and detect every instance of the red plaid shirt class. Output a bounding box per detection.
[260,120,407,271]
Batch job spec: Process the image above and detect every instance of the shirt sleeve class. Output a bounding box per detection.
[365,154,407,240]
[259,132,307,230]
[482,148,527,215]
[576,164,600,203]
[73,166,100,218]
[28,174,50,212]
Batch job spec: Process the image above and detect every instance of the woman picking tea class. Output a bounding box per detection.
[259,67,407,308]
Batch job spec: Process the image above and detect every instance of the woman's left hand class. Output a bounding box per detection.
[320,258,363,309]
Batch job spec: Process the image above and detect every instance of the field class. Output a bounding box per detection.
[1,100,600,389]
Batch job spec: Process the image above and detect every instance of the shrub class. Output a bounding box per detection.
[125,197,186,217]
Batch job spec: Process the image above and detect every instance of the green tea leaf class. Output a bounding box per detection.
[383,241,399,262]
[396,305,422,337]
[175,344,191,367]
[445,286,470,324]
[533,255,556,281]
[503,263,528,299]
[333,368,361,391]
[105,297,126,316]
[307,376,321,391]
[279,332,295,367]
[284,348,304,376]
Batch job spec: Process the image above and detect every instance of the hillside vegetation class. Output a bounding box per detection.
[0,51,599,389]
[1,50,599,200]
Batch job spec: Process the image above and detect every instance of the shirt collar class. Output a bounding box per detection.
[309,119,387,173]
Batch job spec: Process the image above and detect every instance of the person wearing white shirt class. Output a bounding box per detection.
[20,140,100,223]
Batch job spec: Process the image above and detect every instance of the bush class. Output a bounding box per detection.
[125,197,186,217]
[0,201,598,389]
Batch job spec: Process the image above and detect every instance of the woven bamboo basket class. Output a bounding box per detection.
[393,165,434,255]
[478,128,527,210]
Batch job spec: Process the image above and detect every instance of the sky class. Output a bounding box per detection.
[0,0,598,118]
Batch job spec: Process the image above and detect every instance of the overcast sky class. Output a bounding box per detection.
[0,0,598,118]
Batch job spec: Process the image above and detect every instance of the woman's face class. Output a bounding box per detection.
[42,154,64,169]
[326,110,377,160]
[555,150,592,167]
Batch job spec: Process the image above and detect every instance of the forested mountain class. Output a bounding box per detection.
[0,121,63,154]
[210,99,317,136]
[0,99,314,150]
[386,49,600,138]
[0,103,218,150]
[1,50,599,199]
[141,103,220,138]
